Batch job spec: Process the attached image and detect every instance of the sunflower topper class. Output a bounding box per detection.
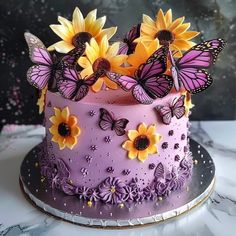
[25,7,226,105]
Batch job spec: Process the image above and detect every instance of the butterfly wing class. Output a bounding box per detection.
[99,108,114,131]
[135,46,168,80]
[143,75,173,99]
[178,68,213,94]
[172,95,186,119]
[57,68,87,101]
[61,44,86,67]
[176,39,226,69]
[106,72,138,91]
[125,24,140,42]
[27,65,51,89]
[132,85,154,104]
[113,118,129,136]
[84,72,101,86]
[118,42,129,55]
[155,105,172,125]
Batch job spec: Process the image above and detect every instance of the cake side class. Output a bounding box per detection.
[40,89,193,204]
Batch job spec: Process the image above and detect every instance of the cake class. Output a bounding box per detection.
[23,7,225,226]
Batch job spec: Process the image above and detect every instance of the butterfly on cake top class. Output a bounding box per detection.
[25,7,226,109]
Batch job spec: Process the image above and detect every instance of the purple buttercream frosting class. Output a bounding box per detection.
[98,177,126,204]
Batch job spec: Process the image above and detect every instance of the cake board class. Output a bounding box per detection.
[19,139,215,228]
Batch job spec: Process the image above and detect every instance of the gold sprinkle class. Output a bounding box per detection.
[40,177,45,183]
[35,162,39,167]
[87,201,93,207]
[186,186,189,192]
[118,203,124,209]
[110,186,116,193]
[158,197,163,201]
[193,159,198,165]
[69,179,73,184]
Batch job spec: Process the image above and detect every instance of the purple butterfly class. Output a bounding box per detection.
[57,68,100,101]
[25,32,85,91]
[107,46,173,104]
[155,95,185,125]
[170,38,226,93]
[118,24,140,55]
[99,108,129,136]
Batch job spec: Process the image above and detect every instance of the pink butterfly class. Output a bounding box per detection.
[57,68,100,101]
[170,39,226,93]
[24,32,85,91]
[99,108,129,136]
[155,95,186,125]
[107,46,173,104]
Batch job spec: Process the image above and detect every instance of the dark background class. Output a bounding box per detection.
[0,0,235,129]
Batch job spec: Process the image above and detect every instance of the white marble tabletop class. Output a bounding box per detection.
[0,121,235,236]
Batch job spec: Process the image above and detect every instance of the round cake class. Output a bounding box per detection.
[22,6,225,226]
[41,89,192,204]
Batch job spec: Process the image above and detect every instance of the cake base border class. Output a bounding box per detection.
[19,139,215,228]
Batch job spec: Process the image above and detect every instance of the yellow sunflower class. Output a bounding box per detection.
[135,9,199,57]
[122,123,162,163]
[37,86,47,114]
[48,7,117,53]
[182,91,194,116]
[127,39,160,75]
[78,36,129,92]
[49,107,81,150]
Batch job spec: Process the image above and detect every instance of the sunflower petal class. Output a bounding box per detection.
[66,136,77,149]
[147,145,157,154]
[138,149,148,162]
[138,123,147,134]
[78,56,91,68]
[107,42,120,58]
[68,116,77,127]
[48,41,74,53]
[168,16,185,31]
[143,14,156,27]
[176,31,200,40]
[104,76,118,90]
[174,39,194,50]
[49,126,58,135]
[156,9,167,30]
[84,9,97,32]
[147,124,156,136]
[97,27,117,41]
[100,36,109,57]
[165,9,172,28]
[141,23,157,37]
[61,107,70,122]
[122,140,134,151]
[91,78,104,92]
[128,149,138,159]
[72,7,85,33]
[50,24,72,43]
[91,16,106,37]
[127,130,139,141]
[173,23,191,35]
[71,126,81,136]
[58,16,74,35]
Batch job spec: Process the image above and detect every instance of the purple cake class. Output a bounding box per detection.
[24,7,225,223]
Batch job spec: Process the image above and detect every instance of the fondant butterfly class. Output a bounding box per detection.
[57,68,100,101]
[24,32,85,91]
[170,39,226,93]
[99,108,129,136]
[118,24,140,55]
[107,46,173,104]
[155,95,185,125]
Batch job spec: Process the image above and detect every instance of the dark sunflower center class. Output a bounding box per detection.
[72,32,92,47]
[156,29,174,46]
[134,135,150,151]
[58,122,71,137]
[92,57,111,76]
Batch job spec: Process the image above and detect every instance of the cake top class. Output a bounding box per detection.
[24,7,226,114]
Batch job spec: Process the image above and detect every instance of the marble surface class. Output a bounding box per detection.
[0,121,236,236]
